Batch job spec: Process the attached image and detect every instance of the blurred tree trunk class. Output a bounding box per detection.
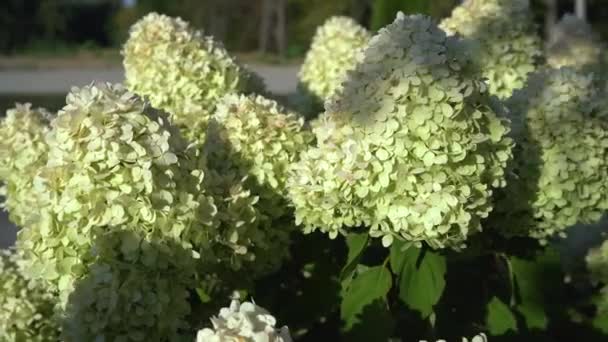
[576,0,587,21]
[259,0,287,56]
[544,0,558,41]
[259,0,271,53]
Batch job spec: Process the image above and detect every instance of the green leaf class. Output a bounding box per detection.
[344,300,395,342]
[391,242,446,317]
[340,233,369,280]
[509,248,561,330]
[486,296,517,335]
[592,312,608,334]
[341,265,392,330]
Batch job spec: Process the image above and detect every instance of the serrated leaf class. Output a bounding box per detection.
[341,265,392,330]
[344,300,395,342]
[391,242,446,317]
[486,296,517,335]
[340,233,369,280]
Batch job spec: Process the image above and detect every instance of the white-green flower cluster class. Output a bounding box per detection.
[297,16,371,115]
[207,94,313,214]
[440,0,542,99]
[10,83,272,340]
[0,249,60,342]
[0,104,51,226]
[494,68,608,241]
[123,12,264,141]
[586,240,608,314]
[546,14,605,71]
[195,298,291,342]
[288,13,513,249]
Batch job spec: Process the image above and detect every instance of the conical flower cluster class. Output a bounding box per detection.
[123,13,264,141]
[440,0,541,99]
[289,13,513,249]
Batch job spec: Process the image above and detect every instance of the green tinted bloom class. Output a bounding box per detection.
[297,16,371,116]
[289,13,513,249]
[123,12,264,141]
[14,83,223,340]
[207,94,313,214]
[0,104,51,226]
[440,0,542,99]
[0,249,60,342]
[493,68,608,242]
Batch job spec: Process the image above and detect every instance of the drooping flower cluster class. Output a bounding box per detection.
[297,16,371,116]
[546,14,605,72]
[493,68,608,241]
[586,240,608,314]
[440,0,542,99]
[123,12,264,141]
[195,298,292,342]
[0,104,51,226]
[288,13,513,249]
[0,249,60,342]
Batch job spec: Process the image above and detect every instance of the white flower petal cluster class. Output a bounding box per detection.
[297,16,371,116]
[493,68,608,241]
[9,83,270,340]
[123,12,264,141]
[0,104,51,226]
[288,13,513,249]
[207,94,313,215]
[196,299,291,342]
[587,240,608,314]
[0,249,60,342]
[440,0,542,99]
[546,14,606,73]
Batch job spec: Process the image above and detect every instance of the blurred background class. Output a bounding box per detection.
[0,0,605,247]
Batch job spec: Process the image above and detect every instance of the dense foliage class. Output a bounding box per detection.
[440,0,542,99]
[2,8,608,342]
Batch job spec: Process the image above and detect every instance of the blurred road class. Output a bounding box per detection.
[0,65,299,95]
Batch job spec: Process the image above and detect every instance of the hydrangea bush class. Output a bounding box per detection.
[297,16,371,116]
[1,8,608,342]
[289,13,513,249]
[440,0,542,99]
[491,68,608,242]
